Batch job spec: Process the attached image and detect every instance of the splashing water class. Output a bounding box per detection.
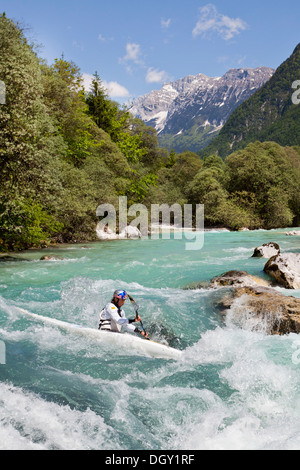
[1,229,300,450]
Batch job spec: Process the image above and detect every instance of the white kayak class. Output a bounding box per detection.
[17,308,183,361]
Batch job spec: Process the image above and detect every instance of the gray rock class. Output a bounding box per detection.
[218,286,300,335]
[286,231,300,236]
[252,242,280,258]
[264,253,300,289]
[208,270,271,288]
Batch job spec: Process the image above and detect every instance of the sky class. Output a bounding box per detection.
[1,0,300,104]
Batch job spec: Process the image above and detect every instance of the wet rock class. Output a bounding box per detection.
[286,231,300,236]
[208,270,271,288]
[96,225,118,240]
[217,286,300,335]
[183,280,210,290]
[40,255,63,261]
[0,255,29,262]
[264,253,300,289]
[96,225,142,240]
[183,270,271,290]
[252,242,280,258]
[119,226,142,239]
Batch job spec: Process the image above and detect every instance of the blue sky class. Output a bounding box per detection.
[2,1,300,104]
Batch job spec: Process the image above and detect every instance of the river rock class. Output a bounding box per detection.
[218,286,300,335]
[96,225,142,240]
[208,270,271,288]
[40,255,63,261]
[0,255,30,262]
[264,253,300,289]
[119,226,142,239]
[252,242,280,258]
[96,225,118,240]
[286,231,300,236]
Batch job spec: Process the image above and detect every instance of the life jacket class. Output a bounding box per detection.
[98,301,137,333]
[98,302,123,332]
[98,308,112,331]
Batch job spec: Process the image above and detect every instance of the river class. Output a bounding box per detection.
[0,228,300,450]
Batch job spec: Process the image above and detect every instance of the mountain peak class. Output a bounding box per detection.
[130,67,274,153]
[201,43,300,158]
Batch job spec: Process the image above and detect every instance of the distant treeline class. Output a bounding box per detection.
[0,14,299,251]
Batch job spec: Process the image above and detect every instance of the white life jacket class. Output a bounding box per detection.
[98,302,136,333]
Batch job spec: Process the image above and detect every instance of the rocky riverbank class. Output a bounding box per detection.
[186,242,300,335]
[217,284,300,335]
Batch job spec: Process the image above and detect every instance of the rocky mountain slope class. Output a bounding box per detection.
[201,43,300,159]
[130,67,274,153]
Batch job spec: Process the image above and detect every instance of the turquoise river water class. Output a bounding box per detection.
[0,228,300,450]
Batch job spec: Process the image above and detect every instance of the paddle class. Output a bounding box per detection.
[128,294,150,340]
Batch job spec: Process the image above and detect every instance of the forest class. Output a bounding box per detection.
[202,43,300,159]
[1,14,300,251]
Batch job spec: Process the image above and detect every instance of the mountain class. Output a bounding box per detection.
[130,67,274,153]
[201,43,300,159]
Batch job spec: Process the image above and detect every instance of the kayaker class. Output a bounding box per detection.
[98,289,148,338]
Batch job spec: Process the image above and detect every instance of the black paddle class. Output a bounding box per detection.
[128,294,150,340]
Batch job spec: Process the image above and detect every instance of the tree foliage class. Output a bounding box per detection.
[201,43,300,159]
[1,15,300,251]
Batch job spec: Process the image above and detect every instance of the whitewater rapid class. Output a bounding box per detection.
[1,229,300,450]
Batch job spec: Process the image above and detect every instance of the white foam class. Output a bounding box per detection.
[0,382,120,450]
[171,327,300,450]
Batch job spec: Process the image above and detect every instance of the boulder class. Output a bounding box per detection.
[208,270,271,288]
[217,286,300,335]
[96,225,118,240]
[183,270,271,290]
[119,226,142,239]
[40,255,63,261]
[252,242,280,258]
[96,225,142,240]
[286,231,300,236]
[264,253,300,289]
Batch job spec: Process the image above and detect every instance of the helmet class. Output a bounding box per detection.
[113,289,127,300]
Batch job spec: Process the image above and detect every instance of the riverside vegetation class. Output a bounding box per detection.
[1,14,300,252]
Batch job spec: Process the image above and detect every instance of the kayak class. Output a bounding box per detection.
[17,307,183,361]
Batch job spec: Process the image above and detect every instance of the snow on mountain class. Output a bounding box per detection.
[130,67,274,152]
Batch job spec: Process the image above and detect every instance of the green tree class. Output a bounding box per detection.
[224,141,300,228]
[85,72,118,135]
[0,14,64,250]
[170,151,203,195]
[45,58,98,167]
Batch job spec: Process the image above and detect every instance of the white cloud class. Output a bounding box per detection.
[119,43,144,74]
[81,73,129,98]
[146,67,169,84]
[192,4,247,41]
[81,73,94,92]
[119,43,170,86]
[98,33,114,42]
[103,81,130,98]
[161,18,171,29]
[123,43,142,63]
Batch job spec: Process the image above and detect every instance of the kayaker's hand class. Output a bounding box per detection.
[135,315,142,322]
[141,330,149,339]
